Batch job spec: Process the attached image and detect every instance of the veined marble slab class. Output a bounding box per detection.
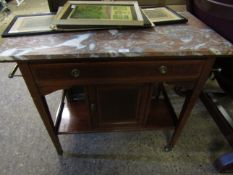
[0,12,233,62]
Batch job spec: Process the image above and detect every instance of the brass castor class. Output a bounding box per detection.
[164,145,172,152]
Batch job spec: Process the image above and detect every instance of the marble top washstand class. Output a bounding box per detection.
[1,10,232,156]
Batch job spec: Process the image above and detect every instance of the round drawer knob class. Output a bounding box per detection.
[71,69,80,78]
[159,65,168,75]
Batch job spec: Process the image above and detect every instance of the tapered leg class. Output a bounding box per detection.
[18,62,63,155]
[166,57,215,150]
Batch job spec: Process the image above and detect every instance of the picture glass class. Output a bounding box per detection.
[8,15,54,33]
[143,7,182,23]
[68,4,136,21]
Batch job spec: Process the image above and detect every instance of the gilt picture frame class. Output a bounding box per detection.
[52,1,145,28]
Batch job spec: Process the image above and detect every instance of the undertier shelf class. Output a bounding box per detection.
[146,99,177,129]
[57,100,91,134]
[55,98,177,134]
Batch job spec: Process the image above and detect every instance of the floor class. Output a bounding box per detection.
[0,0,232,175]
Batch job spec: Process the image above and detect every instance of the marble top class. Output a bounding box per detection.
[0,11,233,62]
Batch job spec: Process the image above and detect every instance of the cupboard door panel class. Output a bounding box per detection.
[93,84,149,129]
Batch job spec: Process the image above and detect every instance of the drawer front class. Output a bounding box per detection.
[30,60,204,86]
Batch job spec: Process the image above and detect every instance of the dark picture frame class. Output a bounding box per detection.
[1,13,57,38]
[142,6,188,25]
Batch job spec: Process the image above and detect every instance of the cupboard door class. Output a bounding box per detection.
[92,84,149,129]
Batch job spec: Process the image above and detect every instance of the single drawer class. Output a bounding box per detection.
[30,60,204,86]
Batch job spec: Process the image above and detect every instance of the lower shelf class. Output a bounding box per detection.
[146,99,177,129]
[58,100,91,134]
[57,98,176,134]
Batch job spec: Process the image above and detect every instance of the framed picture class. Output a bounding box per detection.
[1,13,56,37]
[142,7,188,25]
[52,1,145,28]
